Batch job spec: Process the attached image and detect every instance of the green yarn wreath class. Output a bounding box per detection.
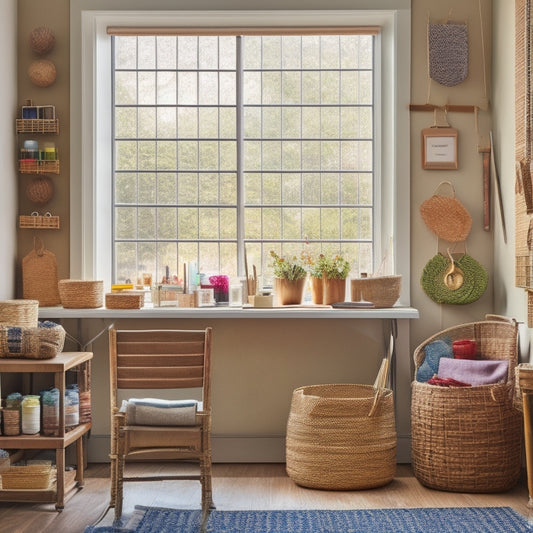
[420,253,488,305]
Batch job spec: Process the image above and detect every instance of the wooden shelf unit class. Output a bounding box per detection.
[0,352,92,510]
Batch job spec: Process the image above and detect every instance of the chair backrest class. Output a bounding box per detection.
[109,328,212,412]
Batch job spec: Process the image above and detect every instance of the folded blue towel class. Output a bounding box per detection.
[416,339,453,382]
[120,398,199,426]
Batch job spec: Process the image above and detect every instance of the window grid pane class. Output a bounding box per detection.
[113,34,374,286]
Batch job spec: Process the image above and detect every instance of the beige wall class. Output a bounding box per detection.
[0,0,18,300]
[492,3,529,328]
[410,0,495,349]
[12,0,520,463]
[16,0,70,297]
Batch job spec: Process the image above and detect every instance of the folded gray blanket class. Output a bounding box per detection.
[120,398,198,426]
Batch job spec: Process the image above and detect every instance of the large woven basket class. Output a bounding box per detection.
[350,275,401,308]
[58,280,104,309]
[286,383,396,490]
[0,300,39,328]
[411,316,522,493]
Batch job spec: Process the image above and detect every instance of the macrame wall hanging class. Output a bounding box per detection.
[428,17,469,88]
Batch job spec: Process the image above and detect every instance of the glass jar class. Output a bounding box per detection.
[21,395,41,435]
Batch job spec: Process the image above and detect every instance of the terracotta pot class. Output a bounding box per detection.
[274,277,306,305]
[323,278,346,305]
[310,276,323,304]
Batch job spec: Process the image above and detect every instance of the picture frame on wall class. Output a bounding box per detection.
[421,127,458,170]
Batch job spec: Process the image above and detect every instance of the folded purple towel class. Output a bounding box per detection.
[437,358,509,386]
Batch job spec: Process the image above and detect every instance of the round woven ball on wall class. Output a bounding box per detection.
[26,176,54,205]
[29,26,56,55]
[28,59,57,87]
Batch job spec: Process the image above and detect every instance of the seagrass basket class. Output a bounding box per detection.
[350,275,401,308]
[105,292,144,309]
[1,464,52,489]
[286,383,396,490]
[58,280,104,309]
[0,300,39,328]
[411,316,522,493]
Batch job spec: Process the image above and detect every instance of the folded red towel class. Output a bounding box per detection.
[427,376,471,387]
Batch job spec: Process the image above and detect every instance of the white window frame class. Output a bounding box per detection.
[72,8,411,304]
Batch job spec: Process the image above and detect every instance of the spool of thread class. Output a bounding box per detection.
[43,142,56,160]
[41,388,60,436]
[65,385,79,427]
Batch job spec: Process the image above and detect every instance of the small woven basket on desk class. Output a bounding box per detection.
[0,300,39,327]
[105,292,144,309]
[411,316,522,493]
[1,464,52,490]
[350,275,401,308]
[58,280,103,309]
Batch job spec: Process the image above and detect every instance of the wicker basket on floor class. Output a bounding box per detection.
[286,341,396,490]
[286,383,396,490]
[411,316,522,493]
[58,280,104,309]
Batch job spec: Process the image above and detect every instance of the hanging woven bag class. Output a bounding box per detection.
[22,237,61,307]
[420,245,488,305]
[428,21,468,87]
[420,181,472,242]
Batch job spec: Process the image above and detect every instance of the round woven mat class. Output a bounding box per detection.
[420,195,472,242]
[420,253,488,305]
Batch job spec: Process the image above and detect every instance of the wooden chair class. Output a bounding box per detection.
[108,327,214,523]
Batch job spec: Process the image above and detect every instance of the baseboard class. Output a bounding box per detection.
[87,434,412,464]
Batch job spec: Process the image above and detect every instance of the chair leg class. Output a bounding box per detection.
[200,455,215,510]
[109,453,117,508]
[114,430,126,521]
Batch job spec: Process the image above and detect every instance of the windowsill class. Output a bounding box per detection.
[39,305,419,320]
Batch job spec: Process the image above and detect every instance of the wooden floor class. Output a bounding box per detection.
[0,463,531,533]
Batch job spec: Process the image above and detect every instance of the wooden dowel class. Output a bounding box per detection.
[409,104,482,113]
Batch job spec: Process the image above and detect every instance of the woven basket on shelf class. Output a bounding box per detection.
[350,275,401,308]
[58,280,104,309]
[411,316,522,493]
[105,292,144,310]
[0,300,39,328]
[0,322,65,359]
[2,409,20,436]
[1,464,52,490]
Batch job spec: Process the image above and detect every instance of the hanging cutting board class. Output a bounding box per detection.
[22,237,61,306]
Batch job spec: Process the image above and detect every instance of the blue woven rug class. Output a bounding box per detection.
[85,506,532,533]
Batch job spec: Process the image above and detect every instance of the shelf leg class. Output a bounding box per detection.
[55,447,65,511]
[76,435,85,486]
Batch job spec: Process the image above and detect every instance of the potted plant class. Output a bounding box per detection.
[270,250,307,305]
[308,253,327,304]
[321,254,351,304]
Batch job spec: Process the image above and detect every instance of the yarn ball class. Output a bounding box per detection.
[416,339,453,382]
[29,26,56,55]
[28,59,57,87]
[26,176,54,205]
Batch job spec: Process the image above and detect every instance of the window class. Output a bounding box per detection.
[74,10,410,301]
[112,33,375,286]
